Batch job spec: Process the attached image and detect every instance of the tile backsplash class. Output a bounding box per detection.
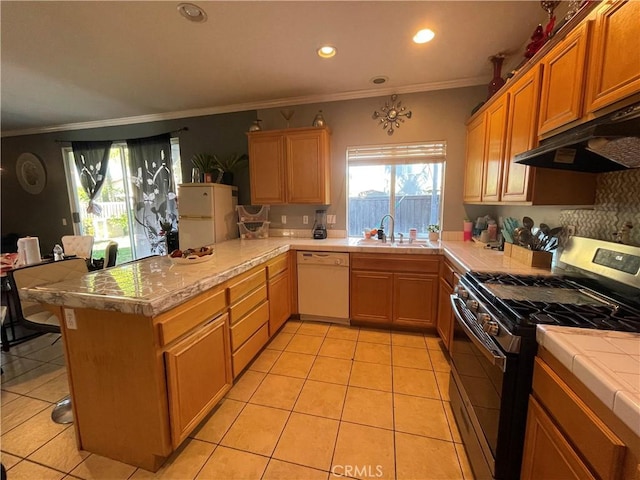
[560,169,640,246]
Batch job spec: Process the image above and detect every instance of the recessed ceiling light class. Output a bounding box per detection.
[371,76,388,85]
[317,45,337,58]
[413,28,435,44]
[178,3,207,23]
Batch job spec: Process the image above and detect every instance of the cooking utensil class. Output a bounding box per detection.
[501,228,514,244]
[523,216,534,232]
[518,229,533,249]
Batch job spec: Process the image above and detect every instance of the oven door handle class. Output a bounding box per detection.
[450,295,507,372]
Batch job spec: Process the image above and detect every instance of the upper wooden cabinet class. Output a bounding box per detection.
[248,127,331,205]
[502,68,540,202]
[463,114,487,202]
[463,93,510,203]
[538,21,591,135]
[482,94,509,202]
[585,0,640,114]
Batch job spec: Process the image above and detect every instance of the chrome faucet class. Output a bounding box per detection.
[379,214,395,243]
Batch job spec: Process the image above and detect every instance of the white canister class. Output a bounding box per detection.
[17,237,42,265]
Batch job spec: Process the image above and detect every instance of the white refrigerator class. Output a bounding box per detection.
[178,184,239,247]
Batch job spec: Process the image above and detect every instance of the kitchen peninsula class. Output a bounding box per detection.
[17,238,556,471]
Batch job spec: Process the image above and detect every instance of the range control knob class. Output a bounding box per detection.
[455,286,468,299]
[478,313,491,326]
[483,321,499,336]
[466,300,479,311]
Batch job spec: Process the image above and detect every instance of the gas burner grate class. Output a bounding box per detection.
[504,300,640,333]
[468,272,571,288]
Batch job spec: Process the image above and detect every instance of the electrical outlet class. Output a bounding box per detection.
[303,215,309,225]
[281,215,287,225]
[567,225,576,236]
[327,214,336,224]
[62,218,67,226]
[64,308,77,329]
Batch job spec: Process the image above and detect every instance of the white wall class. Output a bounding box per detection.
[258,85,487,234]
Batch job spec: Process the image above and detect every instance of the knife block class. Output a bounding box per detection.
[504,243,552,269]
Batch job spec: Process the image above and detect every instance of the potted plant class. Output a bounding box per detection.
[213,153,249,185]
[191,153,217,183]
[428,224,440,242]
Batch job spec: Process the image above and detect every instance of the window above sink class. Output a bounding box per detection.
[346,142,445,239]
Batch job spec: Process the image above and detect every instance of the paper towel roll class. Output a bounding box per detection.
[17,237,42,265]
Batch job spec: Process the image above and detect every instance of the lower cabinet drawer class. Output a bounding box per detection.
[230,301,269,351]
[157,287,226,346]
[267,254,288,279]
[232,323,269,378]
[229,285,267,324]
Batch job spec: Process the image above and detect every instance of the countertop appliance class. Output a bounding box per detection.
[449,236,640,479]
[313,209,328,240]
[297,251,349,323]
[177,184,238,248]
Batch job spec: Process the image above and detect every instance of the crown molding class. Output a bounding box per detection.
[1,76,487,138]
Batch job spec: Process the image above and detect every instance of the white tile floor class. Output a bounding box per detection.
[1,321,475,479]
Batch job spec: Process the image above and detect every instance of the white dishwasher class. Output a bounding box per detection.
[297,251,350,324]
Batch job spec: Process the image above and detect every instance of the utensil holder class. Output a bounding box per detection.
[504,243,552,269]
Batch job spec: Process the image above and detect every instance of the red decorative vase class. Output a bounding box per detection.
[487,55,506,99]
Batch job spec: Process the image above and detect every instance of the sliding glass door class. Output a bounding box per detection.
[63,140,181,264]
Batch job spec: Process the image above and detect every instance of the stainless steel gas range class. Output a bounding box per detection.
[449,236,640,479]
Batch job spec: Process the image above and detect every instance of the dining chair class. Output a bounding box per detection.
[61,235,94,260]
[8,257,88,424]
[104,241,118,268]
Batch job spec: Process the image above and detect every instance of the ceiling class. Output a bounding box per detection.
[1,1,548,136]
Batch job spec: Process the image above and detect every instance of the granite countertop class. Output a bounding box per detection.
[22,236,639,435]
[20,237,554,317]
[537,325,640,436]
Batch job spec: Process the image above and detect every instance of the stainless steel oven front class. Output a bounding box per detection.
[449,294,536,480]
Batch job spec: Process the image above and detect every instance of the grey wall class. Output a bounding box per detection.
[257,86,487,233]
[1,111,255,253]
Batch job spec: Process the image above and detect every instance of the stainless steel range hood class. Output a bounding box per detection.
[515,103,640,173]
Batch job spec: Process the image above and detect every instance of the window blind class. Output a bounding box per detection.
[346,141,446,166]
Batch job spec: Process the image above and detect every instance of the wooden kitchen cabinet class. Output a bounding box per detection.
[57,283,231,471]
[228,265,270,377]
[436,259,460,351]
[266,253,292,335]
[585,0,640,114]
[247,133,286,203]
[538,21,591,135]
[464,59,597,206]
[501,68,540,202]
[521,396,596,480]
[463,113,486,202]
[165,313,232,448]
[350,269,394,325]
[522,356,629,480]
[481,94,509,202]
[350,253,440,329]
[248,127,330,205]
[394,272,438,327]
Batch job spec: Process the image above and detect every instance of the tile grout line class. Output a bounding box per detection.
[257,328,328,480]
[327,341,356,478]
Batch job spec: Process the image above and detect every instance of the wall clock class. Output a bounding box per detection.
[16,152,46,195]
[372,94,412,135]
